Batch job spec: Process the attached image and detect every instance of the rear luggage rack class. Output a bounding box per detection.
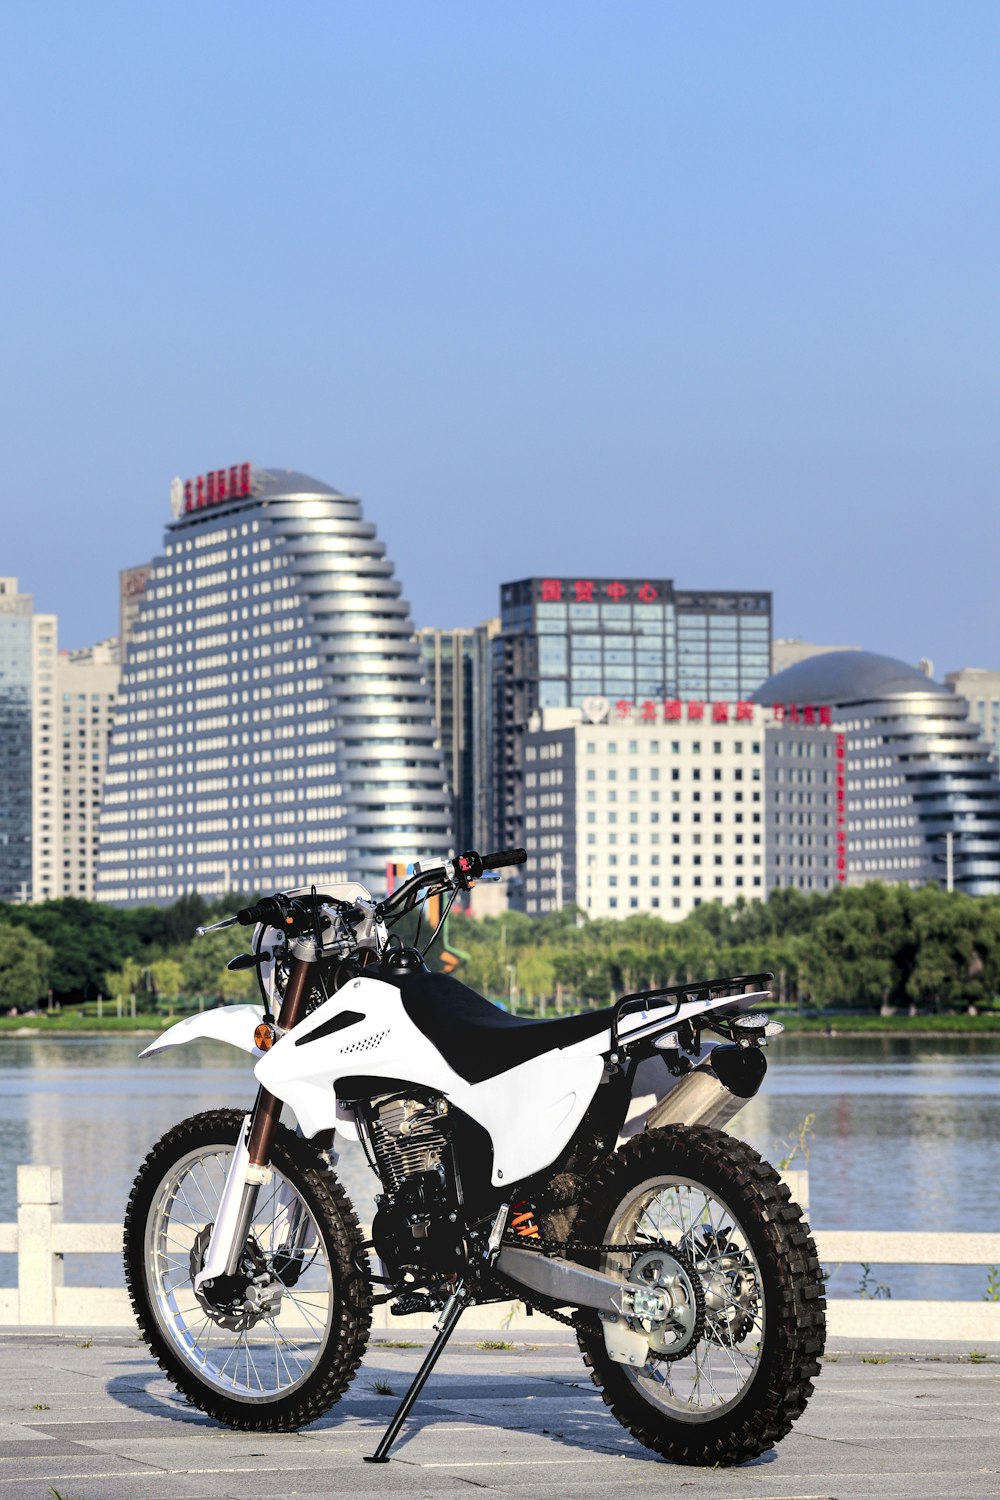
[610,971,775,1057]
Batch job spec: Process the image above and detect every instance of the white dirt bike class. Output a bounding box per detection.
[124,847,825,1465]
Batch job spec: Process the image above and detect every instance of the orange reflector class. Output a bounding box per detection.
[254,1022,275,1051]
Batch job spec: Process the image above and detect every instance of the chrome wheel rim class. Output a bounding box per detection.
[604,1173,765,1420]
[144,1144,334,1402]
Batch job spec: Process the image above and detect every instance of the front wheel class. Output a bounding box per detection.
[124,1109,372,1430]
[572,1125,825,1466]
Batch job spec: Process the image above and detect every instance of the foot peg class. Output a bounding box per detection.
[390,1293,441,1316]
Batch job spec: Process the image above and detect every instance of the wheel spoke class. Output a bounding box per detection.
[143,1137,335,1403]
[604,1171,767,1421]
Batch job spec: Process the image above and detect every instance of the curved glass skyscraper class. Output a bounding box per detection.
[756,651,1000,896]
[97,467,451,904]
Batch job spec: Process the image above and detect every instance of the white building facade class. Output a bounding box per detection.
[57,642,120,899]
[0,579,119,902]
[520,659,999,919]
[522,701,768,918]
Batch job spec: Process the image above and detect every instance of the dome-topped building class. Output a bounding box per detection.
[755,650,1000,896]
[756,650,954,708]
[97,465,452,904]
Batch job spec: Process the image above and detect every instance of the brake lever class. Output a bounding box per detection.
[195,916,238,936]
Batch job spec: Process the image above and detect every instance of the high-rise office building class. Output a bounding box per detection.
[0,579,118,902]
[418,620,498,855]
[0,578,38,900]
[945,668,1000,763]
[119,564,153,664]
[97,465,451,904]
[57,642,120,899]
[494,576,771,852]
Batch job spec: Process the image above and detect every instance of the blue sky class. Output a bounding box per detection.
[2,2,997,672]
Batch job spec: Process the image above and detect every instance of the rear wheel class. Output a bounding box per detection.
[573,1125,825,1466]
[124,1109,372,1430]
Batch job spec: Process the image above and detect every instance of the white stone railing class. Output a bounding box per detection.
[2,1165,998,1339]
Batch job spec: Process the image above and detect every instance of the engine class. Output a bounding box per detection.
[366,1094,466,1273]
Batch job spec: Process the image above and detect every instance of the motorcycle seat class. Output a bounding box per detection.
[398,969,614,1084]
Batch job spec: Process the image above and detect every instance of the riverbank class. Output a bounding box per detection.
[0,1014,167,1034]
[2,1006,999,1036]
[769,1009,1000,1035]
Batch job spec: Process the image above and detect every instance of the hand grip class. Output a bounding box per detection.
[236,898,280,926]
[481,848,527,870]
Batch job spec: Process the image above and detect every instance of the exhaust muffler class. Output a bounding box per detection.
[645,1043,767,1133]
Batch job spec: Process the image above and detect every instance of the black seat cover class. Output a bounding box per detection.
[398,970,613,1084]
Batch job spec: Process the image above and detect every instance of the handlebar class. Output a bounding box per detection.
[219,850,529,933]
[379,848,528,917]
[480,848,527,872]
[234,892,358,929]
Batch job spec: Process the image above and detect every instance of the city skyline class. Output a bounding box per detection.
[4,494,992,685]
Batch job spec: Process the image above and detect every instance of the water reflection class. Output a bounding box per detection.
[1,1033,997,1301]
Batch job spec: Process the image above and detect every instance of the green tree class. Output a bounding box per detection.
[801,884,914,1009]
[219,963,258,1002]
[906,888,1000,1012]
[149,958,184,1012]
[104,956,145,1012]
[0,925,53,1011]
[180,929,252,1000]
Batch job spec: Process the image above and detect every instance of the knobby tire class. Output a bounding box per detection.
[123,1108,372,1431]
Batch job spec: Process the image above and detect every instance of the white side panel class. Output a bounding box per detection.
[254,977,464,1140]
[139,1005,264,1059]
[470,1046,605,1185]
[254,976,606,1187]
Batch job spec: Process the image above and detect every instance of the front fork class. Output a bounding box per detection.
[194,948,316,1291]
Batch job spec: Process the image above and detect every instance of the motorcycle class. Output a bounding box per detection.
[123,847,825,1465]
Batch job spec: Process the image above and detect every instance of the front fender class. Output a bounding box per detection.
[139,1005,264,1059]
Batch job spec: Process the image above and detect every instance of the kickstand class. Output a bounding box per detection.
[364,1282,469,1464]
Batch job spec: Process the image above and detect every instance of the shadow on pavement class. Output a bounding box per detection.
[103,1355,780,1470]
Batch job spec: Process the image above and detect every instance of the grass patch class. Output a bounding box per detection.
[969,1349,988,1363]
[476,1339,516,1351]
[774,1011,1000,1035]
[0,1014,160,1033]
[861,1354,891,1364]
[31,1403,50,1410]
[376,1339,422,1349]
[371,1378,396,1396]
[73,1338,93,1350]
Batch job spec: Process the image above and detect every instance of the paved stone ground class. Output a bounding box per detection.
[1,1329,999,1500]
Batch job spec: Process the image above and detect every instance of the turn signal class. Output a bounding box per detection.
[254,1022,276,1051]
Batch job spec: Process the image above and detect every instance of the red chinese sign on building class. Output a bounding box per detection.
[184,463,253,513]
[539,578,663,605]
[772,703,833,726]
[835,731,847,882]
[583,698,835,728]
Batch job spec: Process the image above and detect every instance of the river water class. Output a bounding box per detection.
[1,1032,997,1301]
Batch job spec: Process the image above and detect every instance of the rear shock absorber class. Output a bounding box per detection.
[510,1200,541,1239]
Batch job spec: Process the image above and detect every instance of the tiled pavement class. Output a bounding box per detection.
[1,1329,998,1499]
